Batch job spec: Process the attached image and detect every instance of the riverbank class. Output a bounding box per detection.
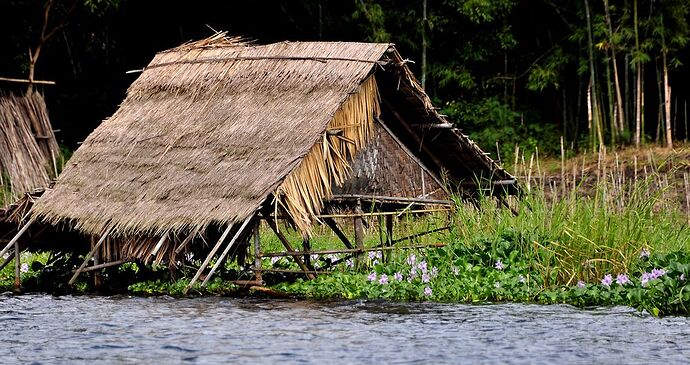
[2,147,689,316]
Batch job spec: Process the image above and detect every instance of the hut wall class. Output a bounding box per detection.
[333,121,445,200]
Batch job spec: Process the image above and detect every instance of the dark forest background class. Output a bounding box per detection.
[1,0,689,162]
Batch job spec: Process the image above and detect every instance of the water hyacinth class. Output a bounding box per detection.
[20,263,29,273]
[379,274,389,285]
[421,273,430,283]
[641,272,653,287]
[270,256,281,265]
[494,281,501,288]
[430,266,439,278]
[367,272,377,282]
[681,273,686,282]
[394,272,403,281]
[345,258,354,268]
[417,261,428,273]
[650,268,666,279]
[639,248,650,258]
[577,280,586,288]
[368,251,377,260]
[518,275,526,284]
[406,254,416,266]
[494,259,504,270]
[601,274,613,287]
[451,266,460,275]
[423,286,432,297]
[616,274,631,286]
[310,254,319,262]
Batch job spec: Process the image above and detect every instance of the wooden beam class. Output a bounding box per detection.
[68,227,112,285]
[184,223,234,294]
[329,194,453,206]
[75,259,127,273]
[261,242,446,257]
[174,227,199,254]
[317,208,451,219]
[391,225,451,245]
[263,216,315,279]
[0,216,36,259]
[0,76,56,85]
[323,217,353,249]
[201,215,255,287]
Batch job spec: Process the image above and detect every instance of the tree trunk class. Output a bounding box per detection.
[584,0,603,148]
[603,0,626,136]
[634,0,642,147]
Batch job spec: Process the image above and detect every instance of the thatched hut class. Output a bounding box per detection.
[5,34,517,288]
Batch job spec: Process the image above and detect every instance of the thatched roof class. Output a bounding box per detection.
[0,92,59,207]
[31,34,516,241]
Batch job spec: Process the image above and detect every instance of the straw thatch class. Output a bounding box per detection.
[0,92,59,206]
[30,34,518,263]
[32,35,390,239]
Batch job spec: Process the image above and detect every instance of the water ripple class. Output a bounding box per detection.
[0,295,689,364]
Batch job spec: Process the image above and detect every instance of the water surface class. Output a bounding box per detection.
[1,294,689,364]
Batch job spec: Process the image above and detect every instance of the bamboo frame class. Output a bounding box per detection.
[260,242,445,258]
[317,208,451,219]
[0,216,36,259]
[263,215,315,279]
[68,227,112,285]
[184,223,235,294]
[201,215,255,287]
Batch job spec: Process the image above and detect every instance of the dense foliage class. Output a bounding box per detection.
[1,1,689,159]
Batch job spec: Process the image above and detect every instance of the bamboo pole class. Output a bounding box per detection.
[174,227,199,254]
[0,251,15,271]
[253,222,262,284]
[201,215,254,287]
[323,217,353,249]
[0,215,36,259]
[260,242,446,258]
[14,240,20,291]
[68,227,112,285]
[184,223,235,294]
[74,259,127,273]
[354,202,364,268]
[317,208,450,219]
[263,216,315,279]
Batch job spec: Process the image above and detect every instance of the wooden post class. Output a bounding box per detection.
[264,216,315,279]
[253,221,262,284]
[385,215,394,246]
[323,217,353,249]
[92,237,102,288]
[14,240,21,291]
[0,215,36,259]
[354,200,364,268]
[184,223,234,294]
[68,227,112,285]
[303,238,312,269]
[174,228,199,254]
[201,215,254,287]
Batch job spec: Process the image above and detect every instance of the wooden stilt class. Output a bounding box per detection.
[92,238,102,288]
[14,240,21,291]
[253,221,262,284]
[174,227,199,254]
[354,201,364,267]
[263,216,315,279]
[0,215,36,259]
[385,215,394,246]
[323,217,353,249]
[0,250,15,271]
[201,215,254,287]
[183,223,235,294]
[148,234,168,262]
[68,227,112,285]
[303,238,312,269]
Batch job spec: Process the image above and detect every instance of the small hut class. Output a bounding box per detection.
[4,34,517,289]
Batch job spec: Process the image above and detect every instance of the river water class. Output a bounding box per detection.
[1,294,689,364]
